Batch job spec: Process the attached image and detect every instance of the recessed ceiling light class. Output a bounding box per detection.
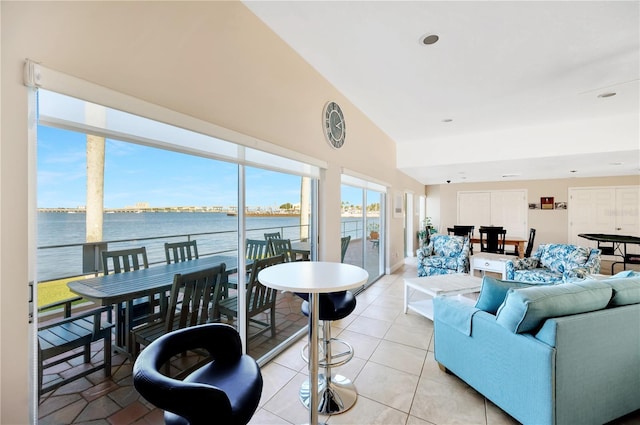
[609,162,623,166]
[441,118,453,123]
[597,92,616,98]
[421,34,439,45]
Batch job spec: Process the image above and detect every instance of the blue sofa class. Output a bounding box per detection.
[433,272,640,425]
[417,234,470,276]
[505,243,601,283]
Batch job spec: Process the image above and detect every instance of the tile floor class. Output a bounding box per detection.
[38,258,640,424]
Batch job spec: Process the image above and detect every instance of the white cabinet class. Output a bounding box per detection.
[569,186,640,255]
[457,190,528,238]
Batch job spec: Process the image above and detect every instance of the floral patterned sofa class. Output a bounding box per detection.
[417,234,470,276]
[505,243,601,283]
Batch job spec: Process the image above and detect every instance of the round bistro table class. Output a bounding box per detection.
[258,261,369,425]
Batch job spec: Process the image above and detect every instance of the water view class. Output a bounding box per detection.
[37,211,369,281]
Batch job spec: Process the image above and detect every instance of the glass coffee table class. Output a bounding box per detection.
[404,273,481,320]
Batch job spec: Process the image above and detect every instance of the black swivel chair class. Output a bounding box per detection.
[133,323,262,425]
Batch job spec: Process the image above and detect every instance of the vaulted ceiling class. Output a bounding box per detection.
[244,1,639,184]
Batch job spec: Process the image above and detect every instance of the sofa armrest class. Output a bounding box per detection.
[535,304,640,425]
[505,257,539,279]
[434,302,555,425]
[417,242,434,261]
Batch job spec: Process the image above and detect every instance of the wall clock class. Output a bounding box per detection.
[323,101,346,149]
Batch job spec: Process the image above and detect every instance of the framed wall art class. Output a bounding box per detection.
[541,197,554,210]
[393,192,404,218]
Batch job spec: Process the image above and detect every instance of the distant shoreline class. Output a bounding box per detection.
[37,208,303,217]
[38,208,380,218]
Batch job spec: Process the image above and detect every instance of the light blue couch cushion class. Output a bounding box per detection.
[474,276,538,314]
[495,280,612,333]
[600,272,640,306]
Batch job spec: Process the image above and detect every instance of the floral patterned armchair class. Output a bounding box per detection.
[417,235,470,276]
[505,243,601,283]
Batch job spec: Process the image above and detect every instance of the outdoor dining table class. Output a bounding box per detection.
[68,255,240,356]
[291,240,311,260]
[258,261,368,425]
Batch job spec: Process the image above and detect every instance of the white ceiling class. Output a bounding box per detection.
[243,1,640,185]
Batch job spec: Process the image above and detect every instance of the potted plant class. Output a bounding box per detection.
[367,222,380,240]
[417,217,435,247]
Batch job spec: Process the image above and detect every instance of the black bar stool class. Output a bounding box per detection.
[298,291,357,414]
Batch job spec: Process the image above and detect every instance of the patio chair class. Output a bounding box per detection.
[38,298,114,396]
[133,323,262,425]
[130,263,227,360]
[164,240,199,264]
[101,247,159,348]
[228,239,268,288]
[341,235,351,263]
[264,232,281,256]
[217,255,284,339]
[268,238,297,262]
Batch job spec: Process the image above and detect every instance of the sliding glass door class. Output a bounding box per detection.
[341,178,385,286]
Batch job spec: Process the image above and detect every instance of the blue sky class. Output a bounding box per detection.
[37,125,314,209]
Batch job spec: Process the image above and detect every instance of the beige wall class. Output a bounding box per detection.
[0,2,424,422]
[427,175,640,249]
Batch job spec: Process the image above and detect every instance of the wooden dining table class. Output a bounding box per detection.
[68,255,240,356]
[470,236,527,258]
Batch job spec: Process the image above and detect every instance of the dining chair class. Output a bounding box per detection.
[268,238,297,262]
[217,255,284,339]
[523,228,536,257]
[164,240,199,264]
[133,323,262,425]
[264,232,281,256]
[448,225,475,255]
[341,235,351,263]
[246,238,268,260]
[130,263,227,360]
[38,298,113,396]
[101,247,157,348]
[227,239,268,290]
[479,227,506,254]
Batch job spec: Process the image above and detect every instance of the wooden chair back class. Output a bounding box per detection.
[479,228,506,254]
[131,264,227,358]
[268,238,295,262]
[264,232,282,255]
[246,239,268,260]
[341,235,351,263]
[165,263,227,332]
[524,228,536,257]
[218,255,284,339]
[164,240,199,264]
[101,247,149,275]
